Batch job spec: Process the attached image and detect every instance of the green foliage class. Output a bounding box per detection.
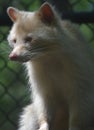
[69,0,93,11]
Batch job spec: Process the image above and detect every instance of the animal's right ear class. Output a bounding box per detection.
[38,2,55,25]
[7,7,19,22]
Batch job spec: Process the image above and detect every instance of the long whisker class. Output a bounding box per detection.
[28,46,48,53]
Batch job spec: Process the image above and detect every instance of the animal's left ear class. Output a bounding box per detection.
[7,7,19,22]
[39,2,55,24]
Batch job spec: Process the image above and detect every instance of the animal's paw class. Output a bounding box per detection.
[38,122,48,130]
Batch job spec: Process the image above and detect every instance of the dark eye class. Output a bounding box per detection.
[24,36,32,43]
[13,39,16,43]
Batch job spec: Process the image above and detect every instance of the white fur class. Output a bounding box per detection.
[7,2,94,130]
[18,105,38,130]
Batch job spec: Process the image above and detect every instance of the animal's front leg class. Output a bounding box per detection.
[38,121,48,130]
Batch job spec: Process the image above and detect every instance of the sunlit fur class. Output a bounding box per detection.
[7,2,94,130]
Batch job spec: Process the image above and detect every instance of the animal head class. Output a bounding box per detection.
[7,2,62,62]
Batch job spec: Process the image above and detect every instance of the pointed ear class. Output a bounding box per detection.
[39,2,55,24]
[7,7,19,22]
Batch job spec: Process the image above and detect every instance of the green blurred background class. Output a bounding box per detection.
[0,0,94,130]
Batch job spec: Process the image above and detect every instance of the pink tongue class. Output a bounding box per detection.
[9,53,18,60]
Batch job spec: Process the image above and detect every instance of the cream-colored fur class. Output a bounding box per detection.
[7,2,94,130]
